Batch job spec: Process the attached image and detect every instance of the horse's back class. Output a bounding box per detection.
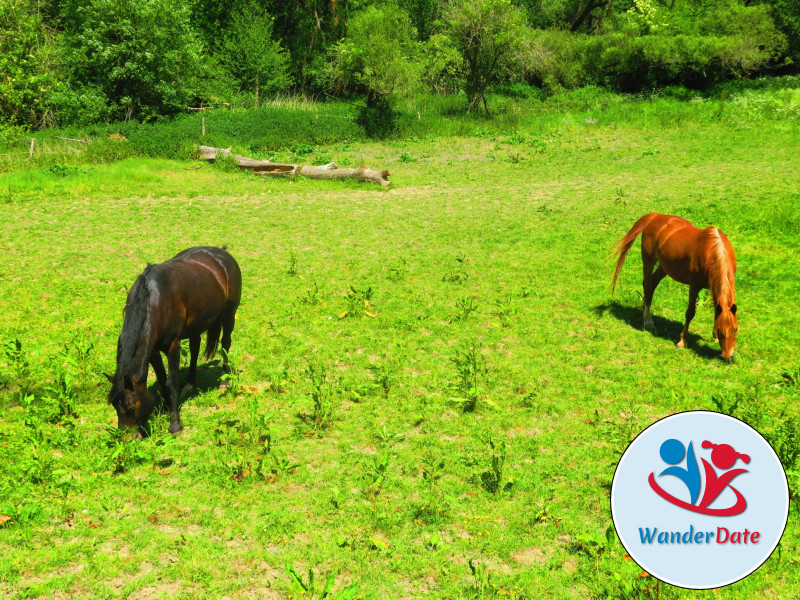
[640,215,702,251]
[641,215,731,285]
[163,247,242,306]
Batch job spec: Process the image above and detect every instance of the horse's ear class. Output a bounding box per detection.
[130,377,149,393]
[715,304,723,318]
[731,304,737,315]
[105,373,115,384]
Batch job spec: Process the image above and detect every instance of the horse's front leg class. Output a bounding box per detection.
[151,352,169,408]
[166,339,183,433]
[678,284,701,349]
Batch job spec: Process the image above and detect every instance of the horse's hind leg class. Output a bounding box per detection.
[218,308,237,390]
[642,257,666,330]
[678,284,701,349]
[181,335,201,397]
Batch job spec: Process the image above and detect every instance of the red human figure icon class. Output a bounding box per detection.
[698,441,750,511]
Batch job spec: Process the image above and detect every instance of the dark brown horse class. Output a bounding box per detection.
[107,247,242,434]
[612,213,738,361]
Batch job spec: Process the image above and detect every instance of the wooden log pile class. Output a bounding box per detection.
[198,145,391,187]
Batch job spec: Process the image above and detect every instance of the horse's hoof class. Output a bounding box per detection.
[643,321,654,331]
[219,380,230,392]
[180,384,195,398]
[169,422,184,434]
[676,340,685,349]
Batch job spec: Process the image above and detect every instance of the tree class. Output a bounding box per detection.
[444,0,530,113]
[753,0,800,63]
[262,0,347,97]
[221,1,292,106]
[331,2,420,108]
[64,0,204,121]
[0,0,60,128]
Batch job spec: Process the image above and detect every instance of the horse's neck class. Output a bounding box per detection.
[118,311,154,383]
[131,329,153,382]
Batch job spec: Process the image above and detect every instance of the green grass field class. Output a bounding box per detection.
[1,90,800,599]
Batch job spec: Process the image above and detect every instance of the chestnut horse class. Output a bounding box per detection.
[612,213,738,361]
[107,247,242,435]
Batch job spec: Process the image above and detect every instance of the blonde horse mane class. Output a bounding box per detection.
[703,228,735,307]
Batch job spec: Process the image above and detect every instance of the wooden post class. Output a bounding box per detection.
[202,116,206,136]
[29,138,35,158]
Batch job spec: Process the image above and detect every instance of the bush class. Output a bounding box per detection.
[528,7,788,93]
[48,85,110,126]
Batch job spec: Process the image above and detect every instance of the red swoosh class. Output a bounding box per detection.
[648,473,747,516]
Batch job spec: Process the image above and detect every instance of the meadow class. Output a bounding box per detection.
[1,84,800,599]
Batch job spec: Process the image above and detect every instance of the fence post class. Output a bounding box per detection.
[29,138,35,159]
[202,116,206,136]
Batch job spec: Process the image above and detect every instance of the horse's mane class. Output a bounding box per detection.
[703,228,735,306]
[109,265,153,403]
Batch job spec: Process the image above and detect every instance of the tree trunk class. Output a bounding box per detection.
[198,146,391,186]
[570,0,604,32]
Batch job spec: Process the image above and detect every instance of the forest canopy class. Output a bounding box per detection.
[1,0,798,129]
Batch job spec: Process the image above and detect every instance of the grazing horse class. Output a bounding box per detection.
[107,247,242,435]
[612,213,738,362]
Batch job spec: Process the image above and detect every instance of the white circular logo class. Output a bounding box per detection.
[611,411,789,589]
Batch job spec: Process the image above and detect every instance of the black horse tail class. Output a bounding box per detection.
[205,317,222,360]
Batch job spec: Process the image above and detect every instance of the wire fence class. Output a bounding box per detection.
[0,138,89,169]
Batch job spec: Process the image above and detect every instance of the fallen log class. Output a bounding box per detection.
[198,145,391,186]
[53,136,90,144]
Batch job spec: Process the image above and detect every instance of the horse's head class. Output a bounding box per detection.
[106,374,155,436]
[713,302,738,363]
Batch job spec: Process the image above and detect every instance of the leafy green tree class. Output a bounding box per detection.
[0,0,60,128]
[331,2,420,108]
[399,0,441,40]
[421,33,464,94]
[444,0,530,113]
[187,0,239,50]
[753,0,800,63]
[63,0,204,121]
[263,0,348,97]
[221,1,292,106]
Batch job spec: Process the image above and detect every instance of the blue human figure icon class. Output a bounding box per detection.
[658,439,701,505]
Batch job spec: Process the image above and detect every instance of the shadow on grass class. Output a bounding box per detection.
[595,301,721,361]
[149,358,227,414]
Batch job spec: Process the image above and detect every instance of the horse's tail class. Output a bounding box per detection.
[205,317,222,360]
[612,213,658,295]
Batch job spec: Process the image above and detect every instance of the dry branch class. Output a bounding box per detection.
[198,145,391,186]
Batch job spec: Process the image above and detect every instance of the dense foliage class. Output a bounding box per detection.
[1,0,798,130]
